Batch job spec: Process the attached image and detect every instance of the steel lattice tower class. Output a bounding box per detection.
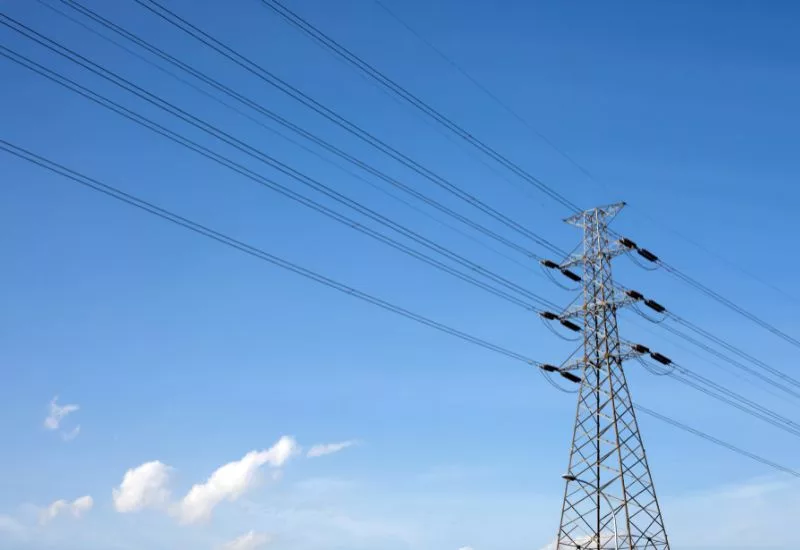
[553,203,670,550]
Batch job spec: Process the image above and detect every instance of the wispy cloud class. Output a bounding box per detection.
[222,530,272,550]
[39,496,93,524]
[663,475,800,548]
[0,514,26,537]
[307,440,357,458]
[44,396,79,431]
[240,500,417,546]
[61,425,81,442]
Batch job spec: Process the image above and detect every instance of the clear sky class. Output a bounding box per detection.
[1,0,799,549]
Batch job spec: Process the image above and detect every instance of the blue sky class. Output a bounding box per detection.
[1,0,800,548]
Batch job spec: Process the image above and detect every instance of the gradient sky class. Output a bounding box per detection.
[2,0,800,549]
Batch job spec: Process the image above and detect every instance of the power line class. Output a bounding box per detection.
[623,311,800,408]
[634,404,800,479]
[0,139,541,365]
[656,318,800,402]
[3,137,798,482]
[43,0,547,275]
[664,362,800,440]
[614,237,800,351]
[7,0,800,504]
[33,0,525,276]
[371,0,800,307]
[265,0,800,354]
[259,0,583,214]
[0,46,550,315]
[669,312,800,390]
[615,278,800,398]
[129,0,568,258]
[659,259,800,350]
[0,16,558,312]
[370,0,595,184]
[6,3,800,529]
[61,0,800,380]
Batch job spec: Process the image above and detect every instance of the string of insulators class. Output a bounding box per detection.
[625,289,644,301]
[624,288,667,313]
[560,371,582,384]
[560,319,582,332]
[618,236,659,263]
[638,248,659,262]
[644,299,666,313]
[631,342,672,366]
[540,311,583,333]
[541,364,582,384]
[540,259,582,282]
[651,352,672,365]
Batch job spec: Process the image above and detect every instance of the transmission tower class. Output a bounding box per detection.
[541,203,670,550]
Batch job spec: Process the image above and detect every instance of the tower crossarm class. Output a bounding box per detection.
[560,343,651,372]
[558,291,641,320]
[558,242,630,271]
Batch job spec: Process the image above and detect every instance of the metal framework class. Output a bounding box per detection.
[554,203,670,550]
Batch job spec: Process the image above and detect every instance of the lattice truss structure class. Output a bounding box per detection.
[553,204,670,550]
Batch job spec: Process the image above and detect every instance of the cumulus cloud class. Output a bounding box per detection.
[44,396,79,431]
[39,496,93,524]
[113,461,172,513]
[176,436,298,524]
[222,530,272,550]
[111,437,299,524]
[307,440,356,458]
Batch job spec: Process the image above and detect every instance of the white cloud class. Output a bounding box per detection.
[113,461,172,513]
[307,440,356,458]
[39,496,93,524]
[44,396,79,431]
[222,530,272,550]
[458,547,475,550]
[176,436,298,524]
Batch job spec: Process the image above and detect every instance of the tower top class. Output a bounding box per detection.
[564,201,626,227]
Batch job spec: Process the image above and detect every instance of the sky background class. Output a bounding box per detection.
[1,0,800,548]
